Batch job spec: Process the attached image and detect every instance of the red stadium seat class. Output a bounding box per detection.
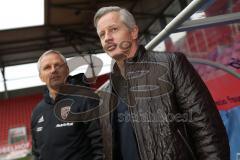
[0,94,42,146]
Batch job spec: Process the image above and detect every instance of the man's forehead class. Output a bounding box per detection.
[97,21,124,35]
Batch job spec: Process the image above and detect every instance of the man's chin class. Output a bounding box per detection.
[49,82,64,89]
[112,53,128,61]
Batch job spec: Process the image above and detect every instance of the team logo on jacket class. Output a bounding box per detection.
[61,106,71,120]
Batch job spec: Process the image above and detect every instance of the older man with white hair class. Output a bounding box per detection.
[31,50,104,160]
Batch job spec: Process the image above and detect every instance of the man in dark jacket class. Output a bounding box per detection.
[94,6,230,160]
[31,50,103,160]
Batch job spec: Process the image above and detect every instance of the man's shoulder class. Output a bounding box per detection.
[147,50,185,62]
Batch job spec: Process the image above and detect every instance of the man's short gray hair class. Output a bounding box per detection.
[37,50,67,72]
[94,6,136,30]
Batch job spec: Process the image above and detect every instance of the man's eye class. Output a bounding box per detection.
[43,66,50,71]
[99,33,105,39]
[111,28,118,32]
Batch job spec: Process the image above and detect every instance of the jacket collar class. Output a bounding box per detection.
[112,45,146,73]
[126,45,146,63]
[43,87,54,104]
[43,86,64,105]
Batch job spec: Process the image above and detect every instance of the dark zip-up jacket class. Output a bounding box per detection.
[100,45,230,160]
[31,86,103,160]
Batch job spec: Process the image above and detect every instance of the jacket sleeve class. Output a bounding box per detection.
[171,52,230,160]
[84,99,104,160]
[31,112,40,160]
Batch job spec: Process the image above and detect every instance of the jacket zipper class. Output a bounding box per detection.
[177,129,197,160]
[128,107,144,160]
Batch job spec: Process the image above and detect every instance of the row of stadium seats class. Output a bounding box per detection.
[0,94,42,146]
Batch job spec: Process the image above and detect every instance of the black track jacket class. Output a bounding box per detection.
[31,86,103,160]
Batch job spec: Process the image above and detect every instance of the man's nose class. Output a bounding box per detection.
[105,32,113,42]
[50,65,57,73]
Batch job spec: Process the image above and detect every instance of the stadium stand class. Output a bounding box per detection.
[0,94,42,147]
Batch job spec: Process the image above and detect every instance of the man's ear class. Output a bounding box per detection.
[39,72,44,83]
[64,66,70,84]
[131,25,139,40]
[67,66,70,75]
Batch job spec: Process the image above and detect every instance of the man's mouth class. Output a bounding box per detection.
[50,75,60,81]
[104,43,117,51]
